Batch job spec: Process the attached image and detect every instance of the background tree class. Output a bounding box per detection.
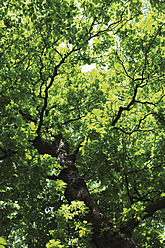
[0,0,165,247]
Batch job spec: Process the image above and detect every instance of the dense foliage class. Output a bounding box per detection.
[0,0,165,247]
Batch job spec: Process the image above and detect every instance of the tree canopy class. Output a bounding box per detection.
[0,0,165,247]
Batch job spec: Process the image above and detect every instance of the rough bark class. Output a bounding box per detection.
[32,135,141,248]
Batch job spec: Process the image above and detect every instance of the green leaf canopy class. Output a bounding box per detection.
[0,0,165,247]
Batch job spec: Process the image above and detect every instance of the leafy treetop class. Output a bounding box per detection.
[0,0,165,247]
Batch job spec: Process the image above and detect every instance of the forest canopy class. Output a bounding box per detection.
[0,0,165,247]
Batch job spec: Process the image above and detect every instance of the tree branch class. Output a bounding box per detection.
[121,197,165,237]
[36,66,58,135]
[19,110,37,123]
[143,197,165,219]
[111,84,139,126]
[124,173,134,204]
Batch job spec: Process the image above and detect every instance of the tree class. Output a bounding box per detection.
[0,0,165,247]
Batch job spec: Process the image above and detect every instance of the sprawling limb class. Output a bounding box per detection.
[121,197,165,237]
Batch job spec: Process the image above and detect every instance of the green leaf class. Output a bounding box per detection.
[0,21,5,28]
[0,237,7,247]
[46,240,64,248]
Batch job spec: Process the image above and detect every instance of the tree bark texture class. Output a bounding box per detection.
[32,135,141,248]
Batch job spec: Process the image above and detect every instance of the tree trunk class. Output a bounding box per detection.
[32,135,141,248]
